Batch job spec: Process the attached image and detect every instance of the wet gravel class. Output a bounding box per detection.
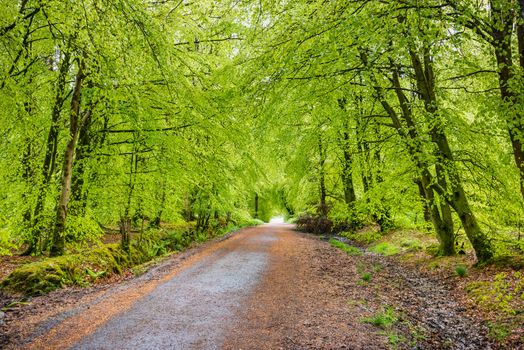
[1,227,501,349]
[332,236,493,349]
[71,233,275,350]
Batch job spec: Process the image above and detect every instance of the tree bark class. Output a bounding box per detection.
[338,98,357,209]
[317,132,328,216]
[361,49,456,256]
[414,179,432,226]
[70,93,97,214]
[27,46,72,255]
[409,48,491,261]
[50,58,86,256]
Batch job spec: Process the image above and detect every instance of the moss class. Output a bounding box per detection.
[1,221,252,296]
[369,242,401,256]
[341,229,382,244]
[0,244,124,295]
[329,238,362,256]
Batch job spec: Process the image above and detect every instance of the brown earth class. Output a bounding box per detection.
[0,224,505,349]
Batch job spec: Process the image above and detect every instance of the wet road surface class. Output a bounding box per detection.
[72,230,276,349]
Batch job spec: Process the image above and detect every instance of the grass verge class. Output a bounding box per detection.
[0,220,260,296]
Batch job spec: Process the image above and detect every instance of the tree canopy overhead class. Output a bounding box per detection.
[1,0,524,263]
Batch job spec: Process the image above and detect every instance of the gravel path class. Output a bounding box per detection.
[73,239,272,349]
[1,224,495,349]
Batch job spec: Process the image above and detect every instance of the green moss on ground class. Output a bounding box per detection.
[329,238,362,256]
[0,245,121,295]
[0,221,257,296]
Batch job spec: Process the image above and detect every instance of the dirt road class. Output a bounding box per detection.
[2,224,492,349]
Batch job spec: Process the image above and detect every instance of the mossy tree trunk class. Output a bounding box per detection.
[26,43,73,255]
[50,58,87,256]
[338,98,357,210]
[409,47,492,262]
[361,49,456,256]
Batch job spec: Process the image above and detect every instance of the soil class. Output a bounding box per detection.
[0,224,511,349]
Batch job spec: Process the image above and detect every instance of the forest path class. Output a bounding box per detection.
[5,224,492,349]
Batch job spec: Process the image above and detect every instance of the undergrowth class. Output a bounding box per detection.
[369,242,401,256]
[0,220,259,296]
[329,238,362,256]
[362,305,399,329]
[466,271,524,315]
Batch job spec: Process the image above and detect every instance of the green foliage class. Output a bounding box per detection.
[329,238,362,256]
[341,228,383,245]
[64,212,103,243]
[369,242,401,256]
[466,271,524,315]
[455,265,468,277]
[361,272,372,282]
[362,306,399,329]
[0,0,522,267]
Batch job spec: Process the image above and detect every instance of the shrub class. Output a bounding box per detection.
[341,227,382,244]
[454,265,468,277]
[329,238,362,256]
[362,306,398,329]
[369,242,400,256]
[296,213,333,234]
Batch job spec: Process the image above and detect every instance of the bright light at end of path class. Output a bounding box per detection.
[269,216,285,224]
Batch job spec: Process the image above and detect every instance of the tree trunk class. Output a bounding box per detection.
[120,216,131,253]
[254,193,259,218]
[342,147,356,208]
[317,133,327,216]
[28,47,72,255]
[341,130,357,209]
[71,94,96,215]
[363,53,456,256]
[338,97,357,209]
[414,179,432,226]
[49,58,86,256]
[151,188,166,228]
[122,144,137,252]
[409,48,491,261]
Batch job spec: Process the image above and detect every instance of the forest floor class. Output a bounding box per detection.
[0,224,521,349]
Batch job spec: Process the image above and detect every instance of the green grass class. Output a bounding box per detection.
[362,305,399,329]
[454,265,468,277]
[372,263,383,272]
[329,238,362,256]
[400,238,423,251]
[341,229,382,244]
[361,272,372,282]
[487,321,510,341]
[369,242,401,256]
